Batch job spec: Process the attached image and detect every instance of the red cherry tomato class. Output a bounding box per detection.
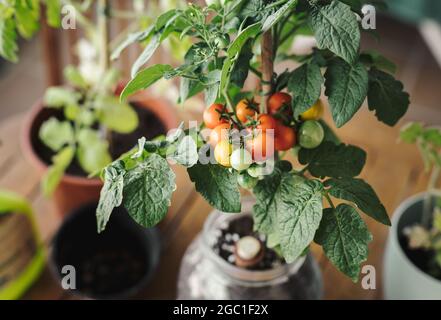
[274,121,296,151]
[203,103,228,129]
[247,132,275,162]
[257,114,277,133]
[268,92,292,116]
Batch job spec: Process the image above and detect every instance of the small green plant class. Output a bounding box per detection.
[400,123,441,276]
[95,0,410,282]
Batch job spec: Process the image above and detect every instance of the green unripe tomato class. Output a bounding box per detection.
[237,172,258,189]
[230,148,252,171]
[299,120,324,149]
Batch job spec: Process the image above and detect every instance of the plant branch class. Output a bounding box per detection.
[423,166,441,228]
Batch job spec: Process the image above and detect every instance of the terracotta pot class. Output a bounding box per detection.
[21,94,179,217]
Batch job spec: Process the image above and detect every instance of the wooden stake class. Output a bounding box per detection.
[260,31,274,114]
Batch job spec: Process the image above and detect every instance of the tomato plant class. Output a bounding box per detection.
[95,0,410,282]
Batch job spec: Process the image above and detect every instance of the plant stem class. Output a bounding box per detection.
[325,192,336,210]
[97,0,110,76]
[423,166,441,228]
[260,31,274,113]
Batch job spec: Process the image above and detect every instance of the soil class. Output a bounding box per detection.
[32,102,167,177]
[399,235,441,281]
[212,215,285,271]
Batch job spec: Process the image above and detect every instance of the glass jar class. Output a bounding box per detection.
[177,199,323,300]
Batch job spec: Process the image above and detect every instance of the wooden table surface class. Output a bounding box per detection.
[0,106,428,300]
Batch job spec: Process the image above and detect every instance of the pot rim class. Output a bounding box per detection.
[21,95,179,186]
[391,192,441,285]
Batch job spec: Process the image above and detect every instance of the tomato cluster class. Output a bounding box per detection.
[203,92,325,186]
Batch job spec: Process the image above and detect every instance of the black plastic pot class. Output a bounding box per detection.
[50,203,160,299]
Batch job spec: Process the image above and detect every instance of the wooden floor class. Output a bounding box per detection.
[0,102,430,300]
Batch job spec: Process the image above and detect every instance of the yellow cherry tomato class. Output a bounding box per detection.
[301,99,324,121]
[214,140,232,167]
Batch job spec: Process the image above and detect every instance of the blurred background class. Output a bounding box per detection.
[0,0,440,300]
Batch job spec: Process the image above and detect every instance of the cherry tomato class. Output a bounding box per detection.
[257,114,277,133]
[203,103,227,129]
[299,120,324,149]
[237,172,258,189]
[214,140,232,167]
[236,99,257,123]
[230,148,253,171]
[209,123,230,146]
[268,92,292,116]
[301,99,324,121]
[247,132,275,162]
[274,122,296,151]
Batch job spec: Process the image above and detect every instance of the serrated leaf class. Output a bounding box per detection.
[288,62,324,117]
[123,154,176,227]
[188,163,241,213]
[309,1,360,64]
[325,178,391,225]
[121,64,173,101]
[96,165,125,233]
[315,204,372,282]
[367,68,410,126]
[168,136,198,168]
[299,142,366,178]
[325,58,368,128]
[39,118,74,152]
[0,17,18,62]
[95,96,139,134]
[42,146,75,197]
[278,179,324,263]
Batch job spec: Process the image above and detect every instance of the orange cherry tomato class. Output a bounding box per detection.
[236,99,258,123]
[203,103,228,129]
[247,132,275,162]
[274,122,296,151]
[209,123,231,146]
[268,92,292,116]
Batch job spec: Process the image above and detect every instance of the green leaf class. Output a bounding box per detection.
[288,62,324,117]
[188,163,241,213]
[44,87,80,109]
[367,68,410,126]
[77,129,112,174]
[0,18,18,62]
[45,0,61,28]
[131,33,161,78]
[96,164,125,233]
[220,22,261,92]
[203,69,222,106]
[324,58,368,128]
[95,96,139,134]
[315,204,372,282]
[309,1,360,64]
[360,50,396,74]
[180,77,204,102]
[319,119,341,145]
[230,40,253,88]
[400,122,423,144]
[64,65,88,89]
[423,128,441,147]
[42,146,75,197]
[262,0,298,32]
[15,0,40,39]
[121,64,173,101]
[299,142,366,178]
[325,178,391,225]
[39,118,74,152]
[111,28,153,61]
[123,154,176,227]
[167,136,198,168]
[278,179,324,263]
